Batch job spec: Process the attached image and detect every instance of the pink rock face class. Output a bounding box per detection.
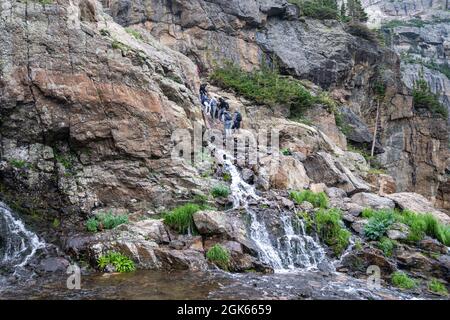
[0,0,203,214]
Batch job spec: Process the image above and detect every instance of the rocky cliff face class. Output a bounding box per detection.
[361,0,449,209]
[0,0,206,228]
[99,0,449,209]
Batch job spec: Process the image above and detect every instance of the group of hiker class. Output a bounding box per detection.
[199,84,242,136]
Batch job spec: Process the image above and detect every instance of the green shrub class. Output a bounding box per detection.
[86,218,99,232]
[223,172,232,182]
[297,211,314,233]
[345,22,378,43]
[364,211,395,240]
[377,237,395,257]
[125,28,143,41]
[210,63,332,118]
[428,278,448,296]
[413,79,448,119]
[9,159,28,169]
[97,251,136,273]
[315,208,350,256]
[163,203,201,234]
[391,271,417,290]
[211,185,231,198]
[290,190,329,209]
[361,208,450,245]
[85,211,128,232]
[289,0,339,20]
[206,244,230,270]
[281,148,292,156]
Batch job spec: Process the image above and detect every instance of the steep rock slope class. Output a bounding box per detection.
[0,0,204,227]
[100,0,449,209]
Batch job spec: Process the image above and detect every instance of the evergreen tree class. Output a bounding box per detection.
[346,0,368,22]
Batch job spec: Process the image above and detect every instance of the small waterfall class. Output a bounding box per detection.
[0,202,46,272]
[215,149,327,272]
[277,214,327,270]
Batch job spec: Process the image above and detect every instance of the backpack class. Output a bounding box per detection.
[224,112,232,122]
[235,112,242,122]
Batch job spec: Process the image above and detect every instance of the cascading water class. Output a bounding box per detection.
[0,201,46,273]
[215,149,328,272]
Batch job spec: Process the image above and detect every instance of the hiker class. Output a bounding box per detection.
[232,110,242,132]
[209,96,218,119]
[217,97,229,121]
[202,95,211,114]
[199,83,208,101]
[223,109,233,136]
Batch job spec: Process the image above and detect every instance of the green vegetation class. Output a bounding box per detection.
[206,244,231,270]
[345,22,378,43]
[163,203,201,234]
[401,54,450,80]
[377,237,395,257]
[223,172,232,182]
[97,251,136,273]
[290,190,329,209]
[364,210,395,241]
[315,208,351,256]
[52,218,61,229]
[362,208,450,245]
[382,18,450,30]
[288,0,339,20]
[210,63,336,118]
[125,28,144,41]
[391,271,417,290]
[55,152,76,171]
[412,78,448,119]
[111,40,131,54]
[85,211,129,233]
[9,159,28,169]
[428,278,448,296]
[297,211,314,233]
[367,168,386,175]
[211,185,231,198]
[281,148,292,156]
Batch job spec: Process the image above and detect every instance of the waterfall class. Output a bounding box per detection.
[0,202,46,272]
[215,149,327,272]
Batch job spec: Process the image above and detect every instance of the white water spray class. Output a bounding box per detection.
[214,149,327,272]
[0,202,46,271]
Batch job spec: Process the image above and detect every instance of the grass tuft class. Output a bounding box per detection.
[206,244,230,270]
[290,190,329,209]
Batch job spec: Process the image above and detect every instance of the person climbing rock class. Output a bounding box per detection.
[223,109,233,136]
[218,97,229,121]
[209,96,218,119]
[232,110,242,132]
[199,83,208,100]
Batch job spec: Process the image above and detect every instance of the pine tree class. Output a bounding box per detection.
[346,0,368,22]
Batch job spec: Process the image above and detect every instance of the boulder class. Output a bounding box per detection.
[303,152,370,194]
[386,193,450,224]
[118,219,171,244]
[341,246,396,278]
[367,174,397,196]
[154,248,208,271]
[386,226,409,241]
[418,238,448,254]
[344,202,364,217]
[326,187,347,199]
[350,193,395,210]
[351,219,369,235]
[38,257,70,273]
[310,183,327,193]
